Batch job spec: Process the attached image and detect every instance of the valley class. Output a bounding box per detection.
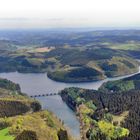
[1,30,140,140]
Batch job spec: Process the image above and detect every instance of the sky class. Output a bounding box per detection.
[0,0,140,29]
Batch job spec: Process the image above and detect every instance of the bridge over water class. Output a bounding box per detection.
[30,93,59,98]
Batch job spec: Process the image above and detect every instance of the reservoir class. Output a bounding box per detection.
[0,68,139,138]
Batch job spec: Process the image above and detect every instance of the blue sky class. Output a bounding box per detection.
[0,0,140,29]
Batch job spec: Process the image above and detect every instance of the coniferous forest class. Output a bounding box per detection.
[60,84,140,140]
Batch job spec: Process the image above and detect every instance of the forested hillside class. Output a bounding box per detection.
[0,46,139,82]
[0,30,140,82]
[0,78,72,140]
[100,73,140,92]
[60,87,140,140]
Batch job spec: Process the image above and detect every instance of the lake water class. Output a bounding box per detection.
[0,68,140,138]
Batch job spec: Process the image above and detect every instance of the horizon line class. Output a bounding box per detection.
[0,26,140,31]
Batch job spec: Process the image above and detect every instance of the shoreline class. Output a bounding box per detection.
[0,66,140,139]
[0,66,139,84]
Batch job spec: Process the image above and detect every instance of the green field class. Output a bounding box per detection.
[109,43,140,50]
[0,128,14,140]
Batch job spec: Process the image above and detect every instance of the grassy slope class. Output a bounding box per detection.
[100,73,140,92]
[0,78,72,140]
[109,43,140,50]
[0,111,65,140]
[112,111,129,126]
[0,128,14,140]
[107,42,140,59]
[0,110,70,140]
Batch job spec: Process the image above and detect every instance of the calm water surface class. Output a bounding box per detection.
[0,68,140,138]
